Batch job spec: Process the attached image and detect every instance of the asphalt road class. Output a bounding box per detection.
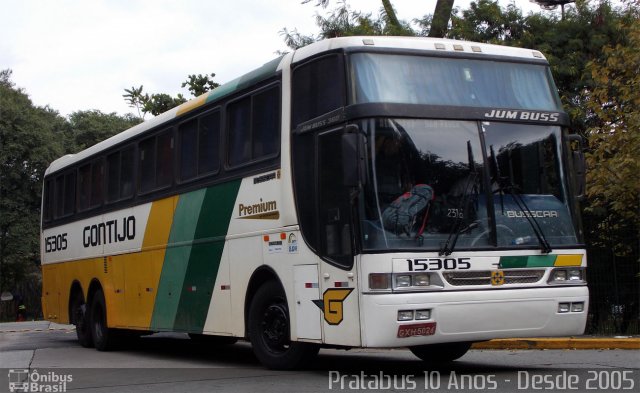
[0,323,638,393]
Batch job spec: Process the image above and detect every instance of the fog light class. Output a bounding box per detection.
[398,310,414,321]
[571,302,584,312]
[396,275,411,288]
[413,274,430,286]
[415,309,431,320]
[558,303,570,313]
[369,273,391,290]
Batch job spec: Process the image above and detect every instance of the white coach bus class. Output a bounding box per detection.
[41,36,588,369]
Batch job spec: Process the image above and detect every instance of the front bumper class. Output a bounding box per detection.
[360,286,589,347]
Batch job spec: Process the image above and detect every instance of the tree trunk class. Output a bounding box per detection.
[381,0,401,30]
[429,0,455,37]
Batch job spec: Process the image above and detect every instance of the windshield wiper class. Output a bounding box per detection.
[440,141,477,256]
[494,180,553,254]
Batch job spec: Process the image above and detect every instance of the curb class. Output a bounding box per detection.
[472,338,640,350]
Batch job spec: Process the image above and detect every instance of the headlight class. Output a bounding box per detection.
[396,275,412,288]
[548,268,586,285]
[413,274,430,286]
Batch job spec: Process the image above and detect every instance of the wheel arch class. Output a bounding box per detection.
[244,265,285,337]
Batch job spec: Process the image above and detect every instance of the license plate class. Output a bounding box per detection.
[397,322,437,338]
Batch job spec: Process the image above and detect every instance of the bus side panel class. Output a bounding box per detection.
[41,264,60,321]
[120,196,176,329]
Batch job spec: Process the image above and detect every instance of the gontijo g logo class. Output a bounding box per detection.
[313,288,354,325]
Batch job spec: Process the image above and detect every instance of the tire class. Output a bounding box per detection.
[409,342,472,363]
[89,288,119,351]
[70,291,93,348]
[188,333,238,346]
[248,281,319,369]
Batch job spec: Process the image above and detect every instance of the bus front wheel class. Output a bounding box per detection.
[89,288,119,351]
[248,281,319,369]
[409,342,472,363]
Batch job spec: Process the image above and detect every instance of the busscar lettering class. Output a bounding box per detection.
[506,210,559,218]
[83,216,135,248]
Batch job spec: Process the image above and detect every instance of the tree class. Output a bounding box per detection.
[68,110,142,151]
[429,0,456,37]
[124,73,219,117]
[583,1,639,252]
[0,70,68,319]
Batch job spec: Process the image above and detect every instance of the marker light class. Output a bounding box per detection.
[369,273,391,290]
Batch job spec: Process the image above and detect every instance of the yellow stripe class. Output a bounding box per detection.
[176,95,208,117]
[554,254,583,266]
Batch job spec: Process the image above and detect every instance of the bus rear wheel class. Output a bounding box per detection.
[409,342,472,363]
[70,292,93,348]
[248,281,318,369]
[89,288,119,351]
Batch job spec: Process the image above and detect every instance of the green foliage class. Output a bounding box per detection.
[0,70,67,296]
[181,73,220,97]
[69,110,142,151]
[124,73,219,117]
[583,2,640,253]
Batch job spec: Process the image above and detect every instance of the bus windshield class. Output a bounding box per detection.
[358,119,579,252]
[350,53,562,111]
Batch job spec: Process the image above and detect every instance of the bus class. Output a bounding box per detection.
[41,36,588,369]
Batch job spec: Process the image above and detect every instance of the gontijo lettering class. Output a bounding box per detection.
[83,216,135,247]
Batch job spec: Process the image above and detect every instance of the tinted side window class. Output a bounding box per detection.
[292,55,344,126]
[228,97,251,167]
[78,164,91,211]
[120,147,134,199]
[227,85,280,167]
[199,111,220,175]
[139,137,155,193]
[106,152,120,202]
[253,88,279,158]
[179,119,198,181]
[43,179,54,222]
[156,130,174,188]
[90,160,104,208]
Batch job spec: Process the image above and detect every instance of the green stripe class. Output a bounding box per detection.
[173,180,241,332]
[150,189,206,330]
[499,255,557,269]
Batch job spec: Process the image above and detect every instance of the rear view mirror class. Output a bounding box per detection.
[342,126,367,188]
[567,134,586,200]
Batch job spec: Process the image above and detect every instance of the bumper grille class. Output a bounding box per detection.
[443,269,545,286]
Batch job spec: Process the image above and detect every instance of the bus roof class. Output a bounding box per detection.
[46,36,547,176]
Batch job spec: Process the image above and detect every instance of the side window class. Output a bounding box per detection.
[43,179,54,222]
[179,118,198,180]
[78,160,103,211]
[252,88,279,158]
[64,171,76,216]
[227,85,280,167]
[292,55,344,126]
[54,176,65,218]
[156,130,174,188]
[106,152,120,202]
[120,147,135,199]
[228,97,251,167]
[139,137,155,193]
[106,146,135,203]
[199,111,220,175]
[78,164,91,211]
[178,112,219,182]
